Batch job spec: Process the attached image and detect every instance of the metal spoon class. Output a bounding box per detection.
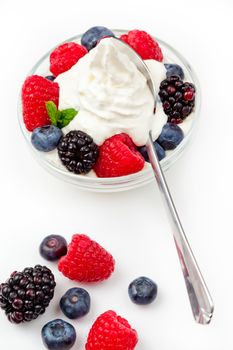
[111,37,214,324]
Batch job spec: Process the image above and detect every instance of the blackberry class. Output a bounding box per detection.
[159,75,196,124]
[58,130,99,174]
[0,265,56,324]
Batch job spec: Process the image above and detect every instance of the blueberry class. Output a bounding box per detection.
[60,288,90,319]
[138,142,165,162]
[128,276,158,305]
[41,319,76,350]
[164,63,184,80]
[40,235,67,261]
[81,26,114,51]
[31,125,63,152]
[45,75,56,81]
[157,123,184,150]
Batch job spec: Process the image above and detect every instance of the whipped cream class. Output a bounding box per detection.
[56,38,167,146]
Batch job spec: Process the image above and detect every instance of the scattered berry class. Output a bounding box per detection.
[0,265,56,323]
[45,75,56,81]
[40,235,67,261]
[138,141,165,162]
[81,26,114,51]
[50,42,87,77]
[159,75,195,123]
[164,63,184,80]
[157,123,184,150]
[58,234,115,282]
[42,319,76,350]
[85,310,138,350]
[120,30,163,61]
[60,287,90,319]
[128,276,158,305]
[31,125,63,152]
[22,75,59,131]
[58,130,99,175]
[94,133,145,178]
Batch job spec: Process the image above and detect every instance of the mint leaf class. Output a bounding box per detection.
[46,101,78,129]
[58,108,78,128]
[46,101,60,126]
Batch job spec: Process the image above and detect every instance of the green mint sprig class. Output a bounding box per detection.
[46,101,78,129]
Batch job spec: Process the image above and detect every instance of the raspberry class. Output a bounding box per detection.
[85,310,138,350]
[50,42,87,77]
[120,34,129,44]
[94,133,145,178]
[22,75,59,131]
[120,29,163,61]
[58,234,115,282]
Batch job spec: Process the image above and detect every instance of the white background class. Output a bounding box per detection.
[0,0,232,349]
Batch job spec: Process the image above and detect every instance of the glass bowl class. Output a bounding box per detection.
[18,29,201,192]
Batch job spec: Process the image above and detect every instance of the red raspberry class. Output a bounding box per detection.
[58,234,115,282]
[50,42,88,77]
[22,75,59,131]
[120,34,129,44]
[85,310,138,350]
[94,133,145,178]
[120,29,163,62]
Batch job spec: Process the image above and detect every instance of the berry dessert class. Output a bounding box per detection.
[128,276,158,305]
[58,234,115,282]
[40,235,67,261]
[60,287,91,319]
[0,265,56,323]
[20,26,197,181]
[85,310,138,350]
[41,319,76,350]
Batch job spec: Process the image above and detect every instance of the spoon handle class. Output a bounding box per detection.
[146,132,214,324]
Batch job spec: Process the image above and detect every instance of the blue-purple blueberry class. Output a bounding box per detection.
[128,276,158,305]
[60,288,90,319]
[164,63,184,80]
[45,75,56,81]
[41,319,76,350]
[31,125,63,152]
[138,142,165,162]
[157,123,184,150]
[81,26,114,51]
[40,235,67,261]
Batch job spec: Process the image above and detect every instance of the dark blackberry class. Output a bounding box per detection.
[58,130,99,174]
[0,265,56,324]
[159,75,196,124]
